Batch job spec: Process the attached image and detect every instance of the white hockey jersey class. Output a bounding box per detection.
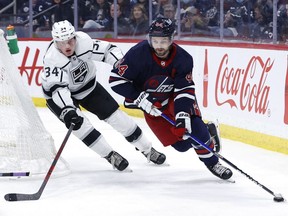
[41,31,123,109]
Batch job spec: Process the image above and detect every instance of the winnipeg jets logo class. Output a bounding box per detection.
[144,75,174,101]
[155,22,164,28]
[154,19,172,28]
[145,76,174,93]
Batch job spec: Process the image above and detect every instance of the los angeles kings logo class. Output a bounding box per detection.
[70,56,88,84]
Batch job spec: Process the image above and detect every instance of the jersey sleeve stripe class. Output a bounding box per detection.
[174,93,195,101]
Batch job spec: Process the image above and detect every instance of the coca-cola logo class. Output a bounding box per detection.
[215,54,272,114]
[18,47,43,86]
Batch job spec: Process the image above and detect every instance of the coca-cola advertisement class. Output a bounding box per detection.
[193,46,287,140]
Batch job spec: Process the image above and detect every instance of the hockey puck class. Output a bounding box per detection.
[273,195,285,202]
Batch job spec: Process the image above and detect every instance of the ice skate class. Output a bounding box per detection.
[142,147,166,165]
[207,121,221,152]
[104,151,129,171]
[207,162,233,180]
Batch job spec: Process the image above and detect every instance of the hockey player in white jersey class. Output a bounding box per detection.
[41,20,166,171]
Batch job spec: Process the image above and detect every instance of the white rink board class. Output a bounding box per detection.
[11,39,288,140]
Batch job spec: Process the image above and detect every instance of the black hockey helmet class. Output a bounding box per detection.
[148,17,175,39]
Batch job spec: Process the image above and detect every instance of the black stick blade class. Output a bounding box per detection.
[4,193,17,201]
[0,172,30,177]
[273,194,285,202]
[4,193,40,201]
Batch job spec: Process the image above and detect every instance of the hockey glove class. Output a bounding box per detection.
[134,91,161,117]
[171,112,191,140]
[60,106,84,130]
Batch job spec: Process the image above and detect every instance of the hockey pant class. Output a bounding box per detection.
[144,112,218,167]
[46,83,152,157]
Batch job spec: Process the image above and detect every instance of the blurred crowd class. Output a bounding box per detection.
[1,0,288,42]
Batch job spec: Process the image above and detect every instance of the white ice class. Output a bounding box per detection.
[1,108,288,216]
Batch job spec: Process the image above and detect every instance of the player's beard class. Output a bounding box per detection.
[154,48,169,58]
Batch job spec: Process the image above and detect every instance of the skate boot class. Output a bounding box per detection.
[104,151,129,171]
[207,121,221,152]
[142,147,166,165]
[207,162,233,180]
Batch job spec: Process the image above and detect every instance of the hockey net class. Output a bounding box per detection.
[0,29,70,178]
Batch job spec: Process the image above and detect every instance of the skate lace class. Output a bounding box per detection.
[145,150,152,162]
[110,152,122,169]
[144,148,159,163]
[212,163,227,176]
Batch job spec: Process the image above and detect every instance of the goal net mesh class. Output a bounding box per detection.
[0,29,69,178]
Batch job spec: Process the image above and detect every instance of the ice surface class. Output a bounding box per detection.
[1,108,288,216]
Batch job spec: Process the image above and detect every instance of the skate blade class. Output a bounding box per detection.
[219,178,236,184]
[117,166,133,173]
[146,160,170,167]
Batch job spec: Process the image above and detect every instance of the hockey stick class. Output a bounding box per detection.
[158,111,285,202]
[4,123,75,201]
[0,172,30,177]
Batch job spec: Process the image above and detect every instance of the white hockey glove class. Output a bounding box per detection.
[134,92,161,117]
[171,112,191,140]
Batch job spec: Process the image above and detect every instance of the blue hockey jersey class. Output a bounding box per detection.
[110,40,201,117]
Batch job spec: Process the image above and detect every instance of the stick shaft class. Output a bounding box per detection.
[4,124,74,201]
[160,113,281,198]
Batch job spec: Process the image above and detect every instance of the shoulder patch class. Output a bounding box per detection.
[116,59,128,76]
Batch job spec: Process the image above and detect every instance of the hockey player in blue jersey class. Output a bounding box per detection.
[41,20,166,172]
[110,17,233,180]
